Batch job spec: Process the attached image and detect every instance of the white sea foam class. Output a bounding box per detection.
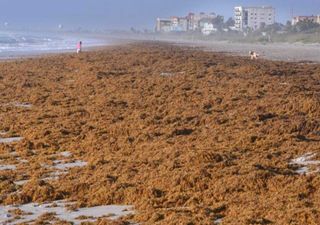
[0,31,108,59]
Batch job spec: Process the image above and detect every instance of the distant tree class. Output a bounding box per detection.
[284,20,293,32]
[294,20,320,32]
[256,23,284,34]
[286,21,292,27]
[130,27,141,33]
[260,22,266,30]
[225,17,235,27]
[212,15,224,26]
[211,15,224,30]
[130,27,135,33]
[266,23,284,32]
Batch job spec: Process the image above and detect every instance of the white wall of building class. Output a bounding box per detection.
[156,12,218,33]
[234,6,243,31]
[201,23,217,35]
[170,17,188,32]
[234,6,275,31]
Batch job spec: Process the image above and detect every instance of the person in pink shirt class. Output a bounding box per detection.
[76,41,82,54]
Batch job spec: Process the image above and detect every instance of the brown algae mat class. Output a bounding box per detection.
[0,42,320,224]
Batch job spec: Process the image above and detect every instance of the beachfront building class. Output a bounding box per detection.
[201,23,218,35]
[170,17,188,32]
[187,12,217,31]
[156,12,218,33]
[234,6,275,31]
[156,18,172,32]
[156,17,188,32]
[291,15,320,25]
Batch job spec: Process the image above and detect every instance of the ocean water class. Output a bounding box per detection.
[0,31,107,58]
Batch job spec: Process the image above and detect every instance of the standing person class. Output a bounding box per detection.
[77,41,82,54]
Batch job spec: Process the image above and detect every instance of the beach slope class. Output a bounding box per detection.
[0,43,320,224]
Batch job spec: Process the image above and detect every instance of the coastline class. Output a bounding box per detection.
[0,30,131,61]
[0,30,319,63]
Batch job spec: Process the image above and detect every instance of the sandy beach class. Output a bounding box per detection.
[126,34,320,62]
[191,41,320,62]
[1,42,320,224]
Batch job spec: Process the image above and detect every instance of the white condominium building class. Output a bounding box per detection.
[234,6,275,31]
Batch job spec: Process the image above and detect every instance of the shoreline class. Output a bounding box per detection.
[0,38,134,62]
[0,30,318,63]
[88,32,320,63]
[0,30,128,61]
[1,40,319,65]
[0,29,319,63]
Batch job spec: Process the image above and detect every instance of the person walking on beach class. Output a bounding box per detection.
[77,41,82,54]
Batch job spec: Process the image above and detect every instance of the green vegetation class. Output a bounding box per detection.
[151,19,320,44]
[216,20,320,43]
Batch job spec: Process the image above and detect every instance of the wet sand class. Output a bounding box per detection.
[0,42,320,224]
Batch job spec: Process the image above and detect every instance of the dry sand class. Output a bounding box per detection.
[113,34,320,62]
[165,39,320,62]
[0,42,320,224]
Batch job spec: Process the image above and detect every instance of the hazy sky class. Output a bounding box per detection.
[0,0,319,30]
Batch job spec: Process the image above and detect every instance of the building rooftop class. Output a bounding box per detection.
[157,18,171,21]
[235,6,274,9]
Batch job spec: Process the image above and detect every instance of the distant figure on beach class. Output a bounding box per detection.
[249,51,259,60]
[77,41,82,54]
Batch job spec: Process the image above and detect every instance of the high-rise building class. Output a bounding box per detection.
[187,12,217,31]
[234,6,275,31]
[156,18,172,32]
[170,17,188,32]
[156,12,218,33]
